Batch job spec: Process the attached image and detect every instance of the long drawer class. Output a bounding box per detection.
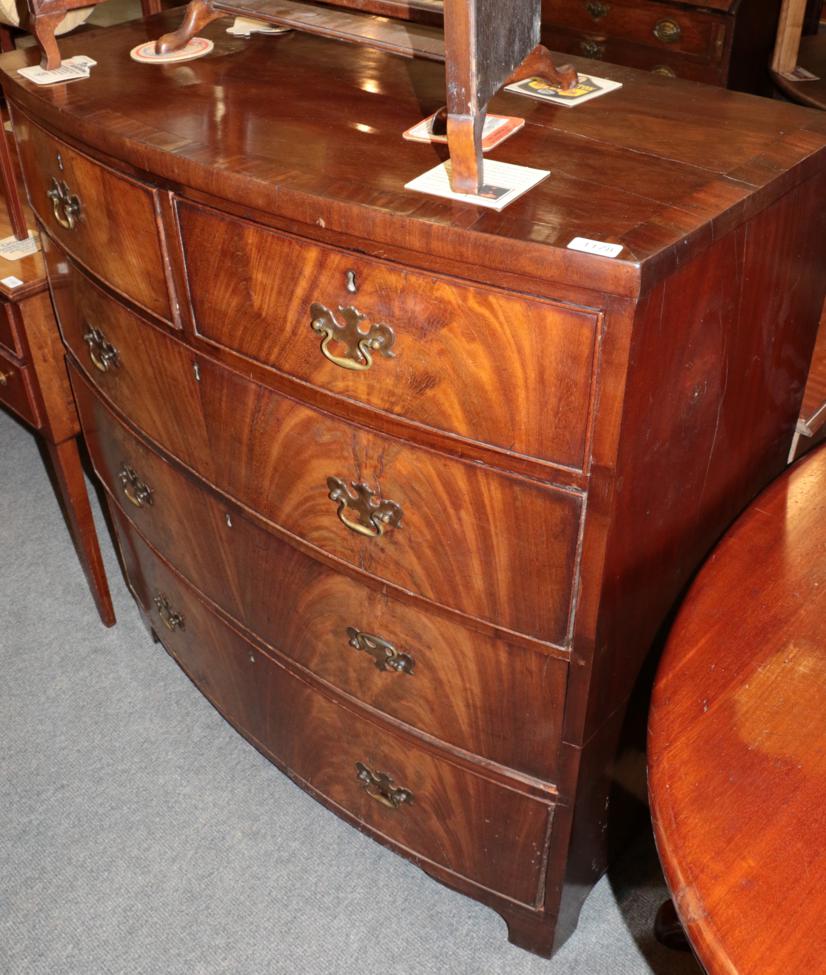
[54,257,582,646]
[114,507,556,908]
[72,367,568,781]
[14,114,174,323]
[176,200,599,472]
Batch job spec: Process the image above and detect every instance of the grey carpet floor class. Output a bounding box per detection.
[0,407,702,975]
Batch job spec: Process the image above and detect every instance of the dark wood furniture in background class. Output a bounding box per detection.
[541,0,784,92]
[649,443,826,975]
[156,0,577,194]
[2,13,824,958]
[0,132,114,626]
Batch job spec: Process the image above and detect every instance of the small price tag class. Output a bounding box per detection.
[1,275,24,288]
[567,237,624,259]
[0,233,39,261]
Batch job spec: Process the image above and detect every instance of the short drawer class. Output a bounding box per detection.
[73,369,568,781]
[544,0,728,60]
[114,508,556,909]
[177,200,599,472]
[0,302,25,358]
[0,348,39,427]
[60,271,581,644]
[14,113,173,323]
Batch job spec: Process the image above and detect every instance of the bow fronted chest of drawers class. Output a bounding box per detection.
[3,14,824,958]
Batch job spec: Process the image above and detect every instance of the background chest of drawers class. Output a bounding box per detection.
[542,0,784,92]
[3,14,825,959]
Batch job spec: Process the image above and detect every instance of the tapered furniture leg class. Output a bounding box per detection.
[156,0,225,54]
[45,436,116,627]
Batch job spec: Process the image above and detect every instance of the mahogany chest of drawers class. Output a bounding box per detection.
[542,0,783,92]
[3,14,825,959]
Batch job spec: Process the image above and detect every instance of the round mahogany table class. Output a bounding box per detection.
[648,444,826,975]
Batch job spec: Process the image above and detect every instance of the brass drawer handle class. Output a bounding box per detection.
[347,627,415,675]
[580,39,606,59]
[0,368,11,386]
[153,593,185,632]
[310,302,396,372]
[652,64,677,78]
[83,326,120,374]
[46,176,82,230]
[653,18,682,44]
[355,762,413,810]
[585,0,609,20]
[327,476,403,538]
[118,464,153,508]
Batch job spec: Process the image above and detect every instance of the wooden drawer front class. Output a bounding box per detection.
[15,115,173,322]
[114,509,555,908]
[0,349,39,427]
[50,255,212,470]
[548,28,727,83]
[544,0,727,60]
[72,370,567,781]
[178,201,598,472]
[0,303,25,358]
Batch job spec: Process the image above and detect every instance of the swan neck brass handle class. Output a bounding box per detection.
[118,464,153,509]
[327,477,402,538]
[0,369,11,386]
[347,627,415,675]
[83,326,120,374]
[653,18,682,44]
[153,593,184,632]
[355,762,413,810]
[310,302,396,372]
[46,176,82,230]
[585,0,609,19]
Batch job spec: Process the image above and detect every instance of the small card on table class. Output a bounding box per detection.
[405,159,549,211]
[506,74,622,108]
[0,233,40,261]
[18,56,96,86]
[404,113,525,152]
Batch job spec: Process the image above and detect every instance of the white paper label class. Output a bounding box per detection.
[0,233,39,261]
[567,237,624,259]
[2,275,24,288]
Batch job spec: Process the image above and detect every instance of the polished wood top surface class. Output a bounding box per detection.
[1,12,825,298]
[649,444,826,975]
